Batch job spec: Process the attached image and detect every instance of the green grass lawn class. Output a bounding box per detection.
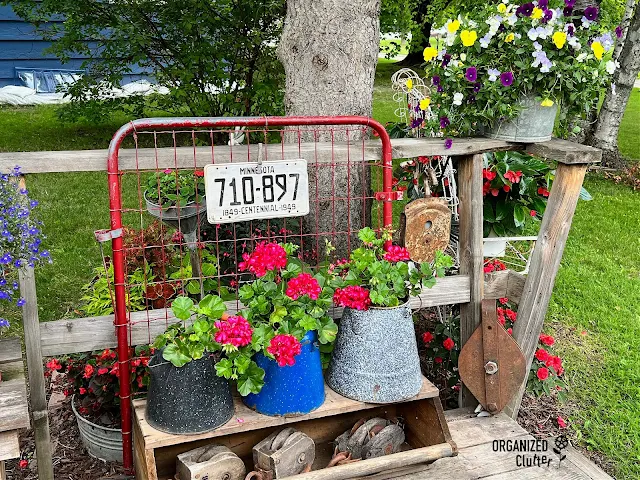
[1,61,639,477]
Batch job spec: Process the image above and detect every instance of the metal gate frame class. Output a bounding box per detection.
[106,116,393,470]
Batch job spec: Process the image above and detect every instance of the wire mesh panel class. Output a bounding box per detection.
[106,116,394,469]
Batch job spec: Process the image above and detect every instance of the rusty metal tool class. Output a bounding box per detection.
[458,299,527,414]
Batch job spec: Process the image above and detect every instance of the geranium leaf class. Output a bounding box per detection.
[171,296,194,321]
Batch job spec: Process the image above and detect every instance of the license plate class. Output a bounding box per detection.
[204,160,310,224]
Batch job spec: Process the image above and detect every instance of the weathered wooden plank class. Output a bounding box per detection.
[525,138,601,165]
[484,270,526,304]
[0,137,519,174]
[0,360,29,433]
[392,456,475,480]
[446,413,528,450]
[458,154,485,407]
[40,275,472,355]
[133,378,438,449]
[507,163,588,417]
[0,431,20,462]
[565,445,612,480]
[18,265,54,480]
[0,338,21,365]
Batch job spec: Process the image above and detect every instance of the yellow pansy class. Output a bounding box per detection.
[460,30,478,47]
[423,46,438,62]
[498,4,507,13]
[505,33,515,43]
[406,79,413,90]
[420,98,431,110]
[552,31,567,49]
[447,20,461,33]
[531,7,543,19]
[541,98,554,107]
[591,41,604,60]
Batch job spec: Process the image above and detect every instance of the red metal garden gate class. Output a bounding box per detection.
[106,116,394,470]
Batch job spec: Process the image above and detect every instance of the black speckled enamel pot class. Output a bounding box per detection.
[146,351,234,434]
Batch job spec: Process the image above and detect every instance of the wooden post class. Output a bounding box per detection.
[506,162,588,418]
[17,175,54,480]
[457,154,484,407]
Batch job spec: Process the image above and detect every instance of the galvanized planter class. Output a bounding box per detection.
[485,95,558,143]
[146,351,234,434]
[144,192,206,221]
[71,396,123,462]
[243,331,325,416]
[327,302,422,403]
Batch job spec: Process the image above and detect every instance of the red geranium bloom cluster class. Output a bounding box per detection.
[545,355,563,375]
[238,242,287,277]
[422,331,434,344]
[285,273,322,300]
[383,245,411,262]
[497,307,517,326]
[539,333,555,346]
[333,285,371,311]
[267,334,302,367]
[483,259,506,273]
[443,338,455,351]
[537,366,549,380]
[214,315,253,347]
[504,170,523,183]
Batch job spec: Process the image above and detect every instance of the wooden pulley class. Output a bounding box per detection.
[176,444,246,480]
[400,197,451,263]
[250,428,315,479]
[458,299,527,414]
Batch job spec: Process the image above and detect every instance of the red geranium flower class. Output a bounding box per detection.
[535,348,549,362]
[539,333,555,346]
[557,416,567,428]
[83,364,94,379]
[505,309,517,321]
[267,334,302,367]
[546,355,563,375]
[383,245,411,262]
[194,170,205,177]
[19,459,28,469]
[443,338,455,351]
[498,297,509,305]
[285,273,322,300]
[238,242,288,277]
[507,328,513,335]
[214,315,253,348]
[536,367,549,381]
[422,332,434,344]
[333,285,371,311]
[46,358,62,371]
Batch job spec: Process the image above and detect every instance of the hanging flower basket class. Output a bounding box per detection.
[243,330,325,416]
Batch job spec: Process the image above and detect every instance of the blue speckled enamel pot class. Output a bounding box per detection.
[327,302,422,403]
[243,331,325,416]
[146,351,234,434]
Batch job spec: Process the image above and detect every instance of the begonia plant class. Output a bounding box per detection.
[413,1,619,146]
[145,169,205,207]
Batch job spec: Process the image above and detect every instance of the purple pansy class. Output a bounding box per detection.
[500,71,514,87]
[440,116,450,129]
[473,82,481,92]
[441,54,452,67]
[542,8,553,23]
[565,0,575,6]
[615,26,623,38]
[516,3,534,16]
[584,5,598,21]
[465,67,478,82]
[444,138,453,150]
[567,24,575,36]
[410,118,422,129]
[563,6,573,16]
[437,85,444,93]
[432,75,441,85]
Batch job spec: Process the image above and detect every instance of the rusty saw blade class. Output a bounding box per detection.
[458,299,527,414]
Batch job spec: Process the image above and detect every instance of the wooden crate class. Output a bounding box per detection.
[132,377,456,480]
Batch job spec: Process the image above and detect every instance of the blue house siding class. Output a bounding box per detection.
[0,5,146,88]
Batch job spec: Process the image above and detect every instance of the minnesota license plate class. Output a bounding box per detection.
[204,160,310,224]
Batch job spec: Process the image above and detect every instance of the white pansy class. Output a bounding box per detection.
[460,53,467,62]
[568,36,581,50]
[533,41,542,51]
[486,16,501,33]
[488,68,500,82]
[507,14,517,25]
[446,34,456,46]
[605,60,616,74]
[453,93,464,106]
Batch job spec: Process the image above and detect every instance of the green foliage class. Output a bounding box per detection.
[145,170,205,208]
[5,0,286,121]
[329,228,452,307]
[81,264,150,316]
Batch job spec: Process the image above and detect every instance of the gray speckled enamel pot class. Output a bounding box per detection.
[146,351,234,434]
[326,302,422,403]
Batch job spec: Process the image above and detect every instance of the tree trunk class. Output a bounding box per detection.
[614,0,636,63]
[586,3,640,168]
[277,0,381,254]
[400,22,432,66]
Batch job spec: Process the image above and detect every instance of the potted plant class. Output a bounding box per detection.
[418,1,617,144]
[236,242,338,416]
[144,169,206,221]
[149,294,237,434]
[326,227,453,403]
[45,346,151,462]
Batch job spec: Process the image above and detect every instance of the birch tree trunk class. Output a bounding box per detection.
[586,3,640,168]
[277,0,381,254]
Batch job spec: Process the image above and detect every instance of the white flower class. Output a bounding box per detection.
[568,36,581,50]
[606,60,616,74]
[487,16,501,33]
[460,53,467,62]
[533,41,542,51]
[453,93,464,106]
[528,28,539,41]
[576,52,588,62]
[488,68,500,82]
[446,33,456,46]
[581,17,592,28]
[507,14,517,26]
[480,34,492,48]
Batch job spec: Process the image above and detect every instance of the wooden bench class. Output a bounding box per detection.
[0,338,29,480]
[132,376,456,480]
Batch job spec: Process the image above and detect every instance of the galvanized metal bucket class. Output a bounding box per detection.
[146,351,234,434]
[243,330,325,416]
[72,396,123,462]
[327,303,423,403]
[485,95,558,143]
